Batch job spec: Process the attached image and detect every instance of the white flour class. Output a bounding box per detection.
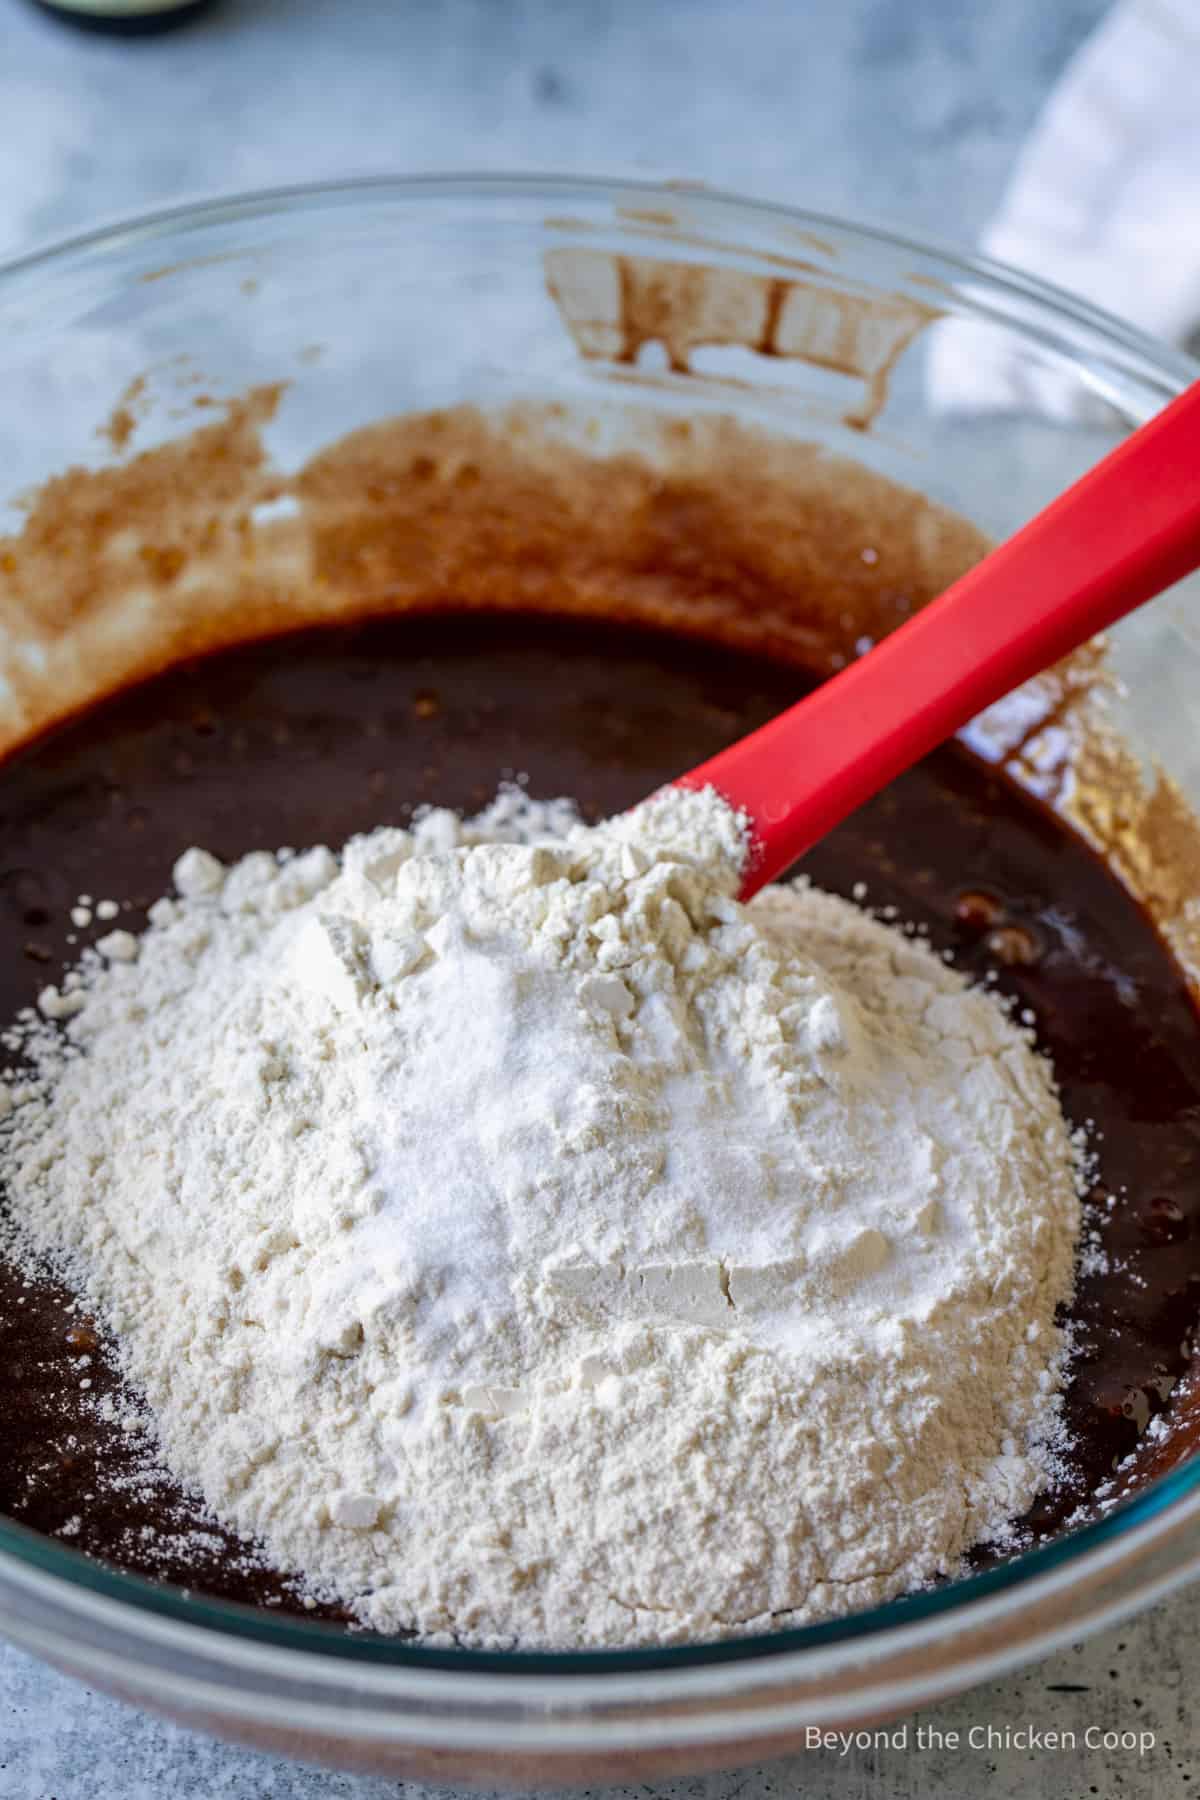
[0,786,1082,1648]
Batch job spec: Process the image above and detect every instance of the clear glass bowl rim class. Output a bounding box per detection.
[0,172,1197,1686]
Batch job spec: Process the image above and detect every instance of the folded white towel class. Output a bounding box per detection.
[984,0,1200,348]
[931,0,1200,415]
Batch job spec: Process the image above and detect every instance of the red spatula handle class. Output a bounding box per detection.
[676,380,1200,898]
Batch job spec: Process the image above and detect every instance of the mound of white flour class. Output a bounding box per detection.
[1,786,1081,1648]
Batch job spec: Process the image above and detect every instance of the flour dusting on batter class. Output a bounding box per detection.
[0,786,1082,1648]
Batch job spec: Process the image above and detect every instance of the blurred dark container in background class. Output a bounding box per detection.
[31,0,216,32]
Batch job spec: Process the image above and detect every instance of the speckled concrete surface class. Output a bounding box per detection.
[2,0,1197,1794]
[1,0,1104,255]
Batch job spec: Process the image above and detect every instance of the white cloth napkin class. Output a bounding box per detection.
[985,0,1200,347]
[931,0,1200,414]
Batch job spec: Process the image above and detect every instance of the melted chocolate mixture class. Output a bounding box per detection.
[1,612,1198,1624]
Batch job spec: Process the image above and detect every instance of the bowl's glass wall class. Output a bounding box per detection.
[1,179,1198,1771]
[2,182,1196,796]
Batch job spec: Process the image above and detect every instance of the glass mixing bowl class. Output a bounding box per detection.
[0,177,1198,1784]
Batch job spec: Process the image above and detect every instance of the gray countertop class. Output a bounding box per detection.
[2,1,1196,1795]
[0,0,1103,258]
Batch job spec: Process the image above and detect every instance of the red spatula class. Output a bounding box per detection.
[674,381,1200,900]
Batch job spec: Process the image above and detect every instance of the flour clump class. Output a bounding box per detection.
[0,786,1082,1648]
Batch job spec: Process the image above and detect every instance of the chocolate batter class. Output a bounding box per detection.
[1,611,1198,1627]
